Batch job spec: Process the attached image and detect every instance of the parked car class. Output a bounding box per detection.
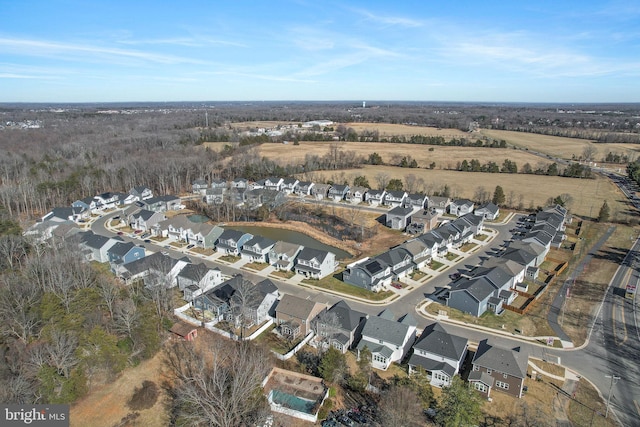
[117,231,124,235]
[391,282,403,289]
[186,244,195,249]
[143,239,151,243]
[134,230,142,234]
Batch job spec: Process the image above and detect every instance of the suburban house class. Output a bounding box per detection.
[138,195,182,212]
[142,252,189,288]
[204,187,226,205]
[215,229,254,255]
[397,238,432,270]
[244,188,286,210]
[342,257,393,292]
[72,197,98,213]
[449,199,475,217]
[94,192,122,210]
[129,186,153,201]
[312,183,331,200]
[356,310,417,371]
[328,184,349,201]
[315,300,367,353]
[192,179,209,194]
[346,186,367,203]
[242,278,280,326]
[42,206,89,223]
[275,294,326,339]
[154,215,223,249]
[427,196,451,214]
[407,209,440,234]
[469,339,528,398]
[193,283,236,322]
[79,231,122,263]
[268,241,303,271]
[176,262,222,299]
[293,181,314,196]
[405,193,429,209]
[385,206,414,230]
[107,241,145,268]
[264,177,284,192]
[475,202,500,220]
[240,236,276,263]
[128,209,166,231]
[408,323,468,388]
[374,247,415,281]
[384,190,408,208]
[281,178,300,194]
[366,189,386,206]
[294,247,337,279]
[231,177,248,189]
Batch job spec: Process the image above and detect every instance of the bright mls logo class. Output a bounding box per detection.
[2,405,69,426]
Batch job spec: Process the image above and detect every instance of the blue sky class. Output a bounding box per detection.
[1,0,639,103]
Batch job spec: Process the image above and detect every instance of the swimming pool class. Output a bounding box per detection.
[269,389,316,414]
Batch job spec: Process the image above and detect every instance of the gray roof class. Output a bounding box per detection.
[297,247,331,264]
[413,323,468,361]
[450,277,496,302]
[387,206,413,216]
[218,229,249,242]
[177,262,211,281]
[501,246,537,266]
[361,314,412,348]
[132,209,156,221]
[357,338,394,358]
[375,247,413,268]
[472,339,528,379]
[256,278,278,295]
[80,231,111,250]
[476,202,499,215]
[109,241,138,257]
[243,235,276,250]
[468,370,495,387]
[408,355,456,377]
[271,241,302,257]
[326,300,367,332]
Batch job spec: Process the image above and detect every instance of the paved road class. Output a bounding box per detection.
[93,207,639,424]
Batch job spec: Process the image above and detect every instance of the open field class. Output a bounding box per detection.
[481,129,640,162]
[343,122,470,139]
[305,165,629,220]
[256,141,554,171]
[70,352,168,427]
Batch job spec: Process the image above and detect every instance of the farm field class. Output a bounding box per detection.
[257,141,554,171]
[481,129,640,161]
[343,122,469,138]
[305,165,629,220]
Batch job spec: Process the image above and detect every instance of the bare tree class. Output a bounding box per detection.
[0,274,41,343]
[404,173,418,193]
[312,310,342,353]
[164,339,273,427]
[582,145,598,162]
[375,172,390,190]
[228,277,259,339]
[97,277,119,320]
[114,298,139,346]
[378,385,425,427]
[0,235,29,270]
[45,329,79,378]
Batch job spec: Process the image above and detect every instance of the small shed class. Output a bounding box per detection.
[170,321,198,341]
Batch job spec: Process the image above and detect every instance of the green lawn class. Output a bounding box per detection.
[219,255,241,263]
[445,252,461,262]
[475,234,489,241]
[243,262,269,271]
[430,260,445,270]
[410,270,427,280]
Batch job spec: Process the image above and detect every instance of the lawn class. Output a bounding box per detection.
[460,242,478,252]
[255,326,303,354]
[567,379,618,427]
[302,273,394,301]
[410,270,428,281]
[219,255,241,263]
[430,260,445,270]
[242,261,269,271]
[270,270,295,279]
[445,252,461,262]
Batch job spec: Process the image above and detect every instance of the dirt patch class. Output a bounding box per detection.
[70,353,168,427]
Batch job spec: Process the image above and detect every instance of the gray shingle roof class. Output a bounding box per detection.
[472,339,528,379]
[413,323,468,361]
[326,300,366,332]
[276,294,324,320]
[361,314,411,348]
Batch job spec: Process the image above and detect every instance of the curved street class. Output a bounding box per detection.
[92,202,639,426]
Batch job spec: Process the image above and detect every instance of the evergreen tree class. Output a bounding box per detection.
[492,185,506,206]
[436,376,482,427]
[597,200,610,222]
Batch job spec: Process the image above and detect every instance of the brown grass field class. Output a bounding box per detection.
[481,129,640,162]
[256,141,554,171]
[303,165,629,220]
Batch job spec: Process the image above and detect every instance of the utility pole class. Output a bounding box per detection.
[605,374,620,418]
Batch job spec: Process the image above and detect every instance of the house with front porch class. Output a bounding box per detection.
[294,248,337,279]
[268,241,303,271]
[328,184,349,201]
[240,236,276,263]
[374,247,415,281]
[231,177,248,189]
[397,238,432,270]
[346,186,367,203]
[408,323,468,388]
[129,209,166,231]
[469,339,528,398]
[384,190,408,208]
[366,189,386,206]
[294,181,314,197]
[281,178,300,194]
[405,193,429,210]
[475,202,500,220]
[264,177,284,192]
[107,241,145,268]
[275,294,326,339]
[356,310,417,371]
[215,229,253,256]
[312,183,331,200]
